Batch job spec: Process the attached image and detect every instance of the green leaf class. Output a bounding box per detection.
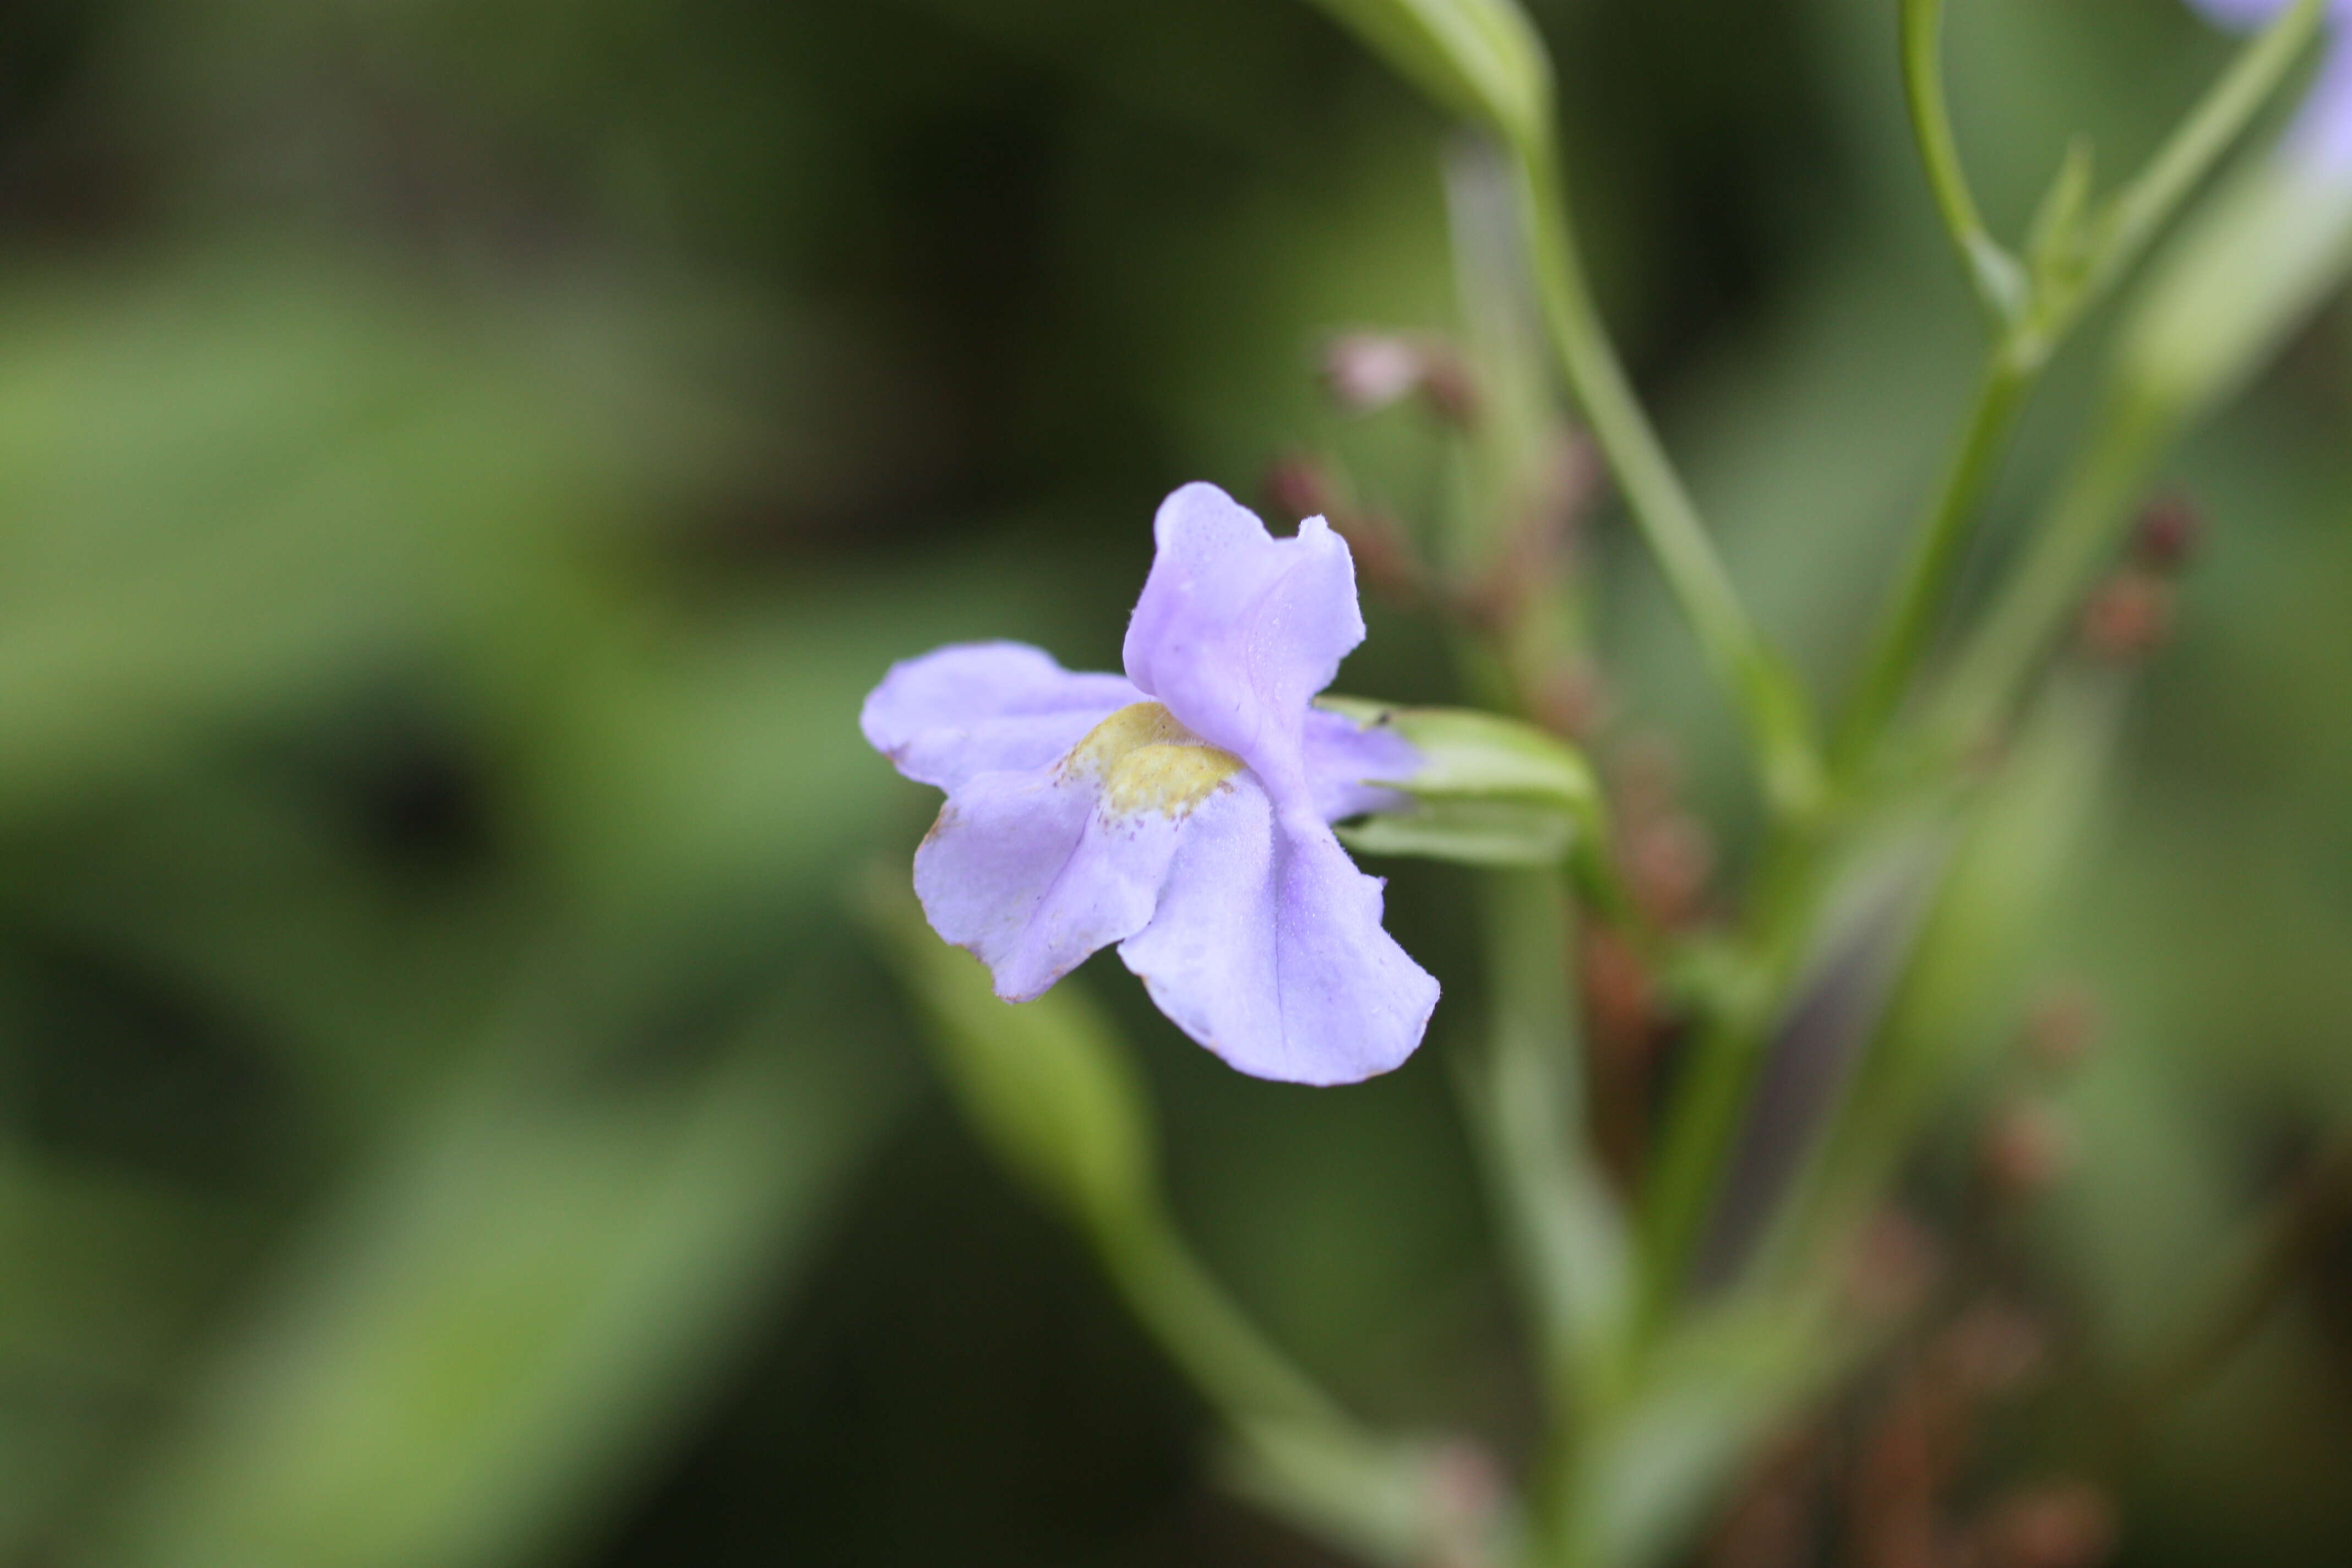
[77,1011,906,1568]
[1567,1299,1838,1568]
[860,870,1156,1232]
[1297,0,1551,149]
[1319,698,1603,870]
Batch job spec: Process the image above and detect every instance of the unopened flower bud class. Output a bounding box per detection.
[1981,1098,2071,1200]
[1584,919,1652,1021]
[2077,573,2173,661]
[1611,736,1685,821]
[1261,451,1335,522]
[1529,658,1608,741]
[1329,511,1427,604]
[1936,1300,2048,1398]
[1627,814,1713,927]
[1322,332,1427,412]
[2022,984,2100,1075]
[2130,492,2202,574]
[1976,1482,2117,1568]
[1417,345,1479,424]
[1427,1439,1505,1526]
[1843,1208,1943,1322]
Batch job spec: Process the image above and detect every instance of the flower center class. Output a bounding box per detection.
[1060,702,1244,819]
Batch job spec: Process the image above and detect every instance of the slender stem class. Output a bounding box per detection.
[1901,0,2026,324]
[1846,0,2320,776]
[1096,1215,1349,1431]
[1466,871,1633,1412]
[2087,0,2328,313]
[1928,391,2168,752]
[1632,826,1824,1335]
[1511,137,1826,819]
[1833,350,2032,774]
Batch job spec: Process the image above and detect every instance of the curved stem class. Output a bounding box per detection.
[2088,0,2328,311]
[1834,350,2033,773]
[1097,1216,1349,1431]
[1512,138,1825,818]
[1633,826,1825,1335]
[1901,0,2026,324]
[1463,871,1632,1413]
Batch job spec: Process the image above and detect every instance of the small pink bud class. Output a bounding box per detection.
[1322,332,1427,412]
[1843,1208,1944,1322]
[1260,451,1334,522]
[1981,1099,2070,1200]
[1977,1482,2117,1568]
[2130,492,2201,575]
[2022,984,2100,1074]
[2077,573,2172,661]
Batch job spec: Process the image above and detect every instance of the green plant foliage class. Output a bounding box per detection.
[1,0,2349,1564]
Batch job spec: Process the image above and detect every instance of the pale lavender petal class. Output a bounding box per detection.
[912,763,1189,1001]
[862,640,1143,792]
[1303,706,1420,821]
[2184,0,2291,26]
[1121,483,1365,812]
[1117,784,1439,1086]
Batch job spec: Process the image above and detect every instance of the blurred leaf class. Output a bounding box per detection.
[75,1008,907,1568]
[0,254,656,820]
[0,1150,255,1556]
[1570,1298,1834,1568]
[860,870,1154,1233]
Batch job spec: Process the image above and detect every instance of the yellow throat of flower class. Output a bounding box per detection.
[1060,702,1244,819]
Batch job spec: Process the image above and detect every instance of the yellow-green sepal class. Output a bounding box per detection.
[1319,697,1604,870]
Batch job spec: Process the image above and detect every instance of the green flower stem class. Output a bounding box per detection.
[1631,829,1826,1336]
[1093,1211,1351,1433]
[2087,0,2327,315]
[1844,0,2320,777]
[1928,391,2168,752]
[1511,138,1826,819]
[1901,0,2026,324]
[1465,870,1634,1415]
[1833,349,2033,774]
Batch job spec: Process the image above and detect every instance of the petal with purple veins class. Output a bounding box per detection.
[862,640,1144,792]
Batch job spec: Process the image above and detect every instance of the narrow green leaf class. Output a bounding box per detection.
[80,1016,905,1568]
[1298,0,1551,149]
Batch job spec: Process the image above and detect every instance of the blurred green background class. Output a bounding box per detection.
[1,0,2346,1564]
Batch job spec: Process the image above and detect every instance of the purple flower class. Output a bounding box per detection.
[862,482,1440,1085]
[2190,0,2352,172]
